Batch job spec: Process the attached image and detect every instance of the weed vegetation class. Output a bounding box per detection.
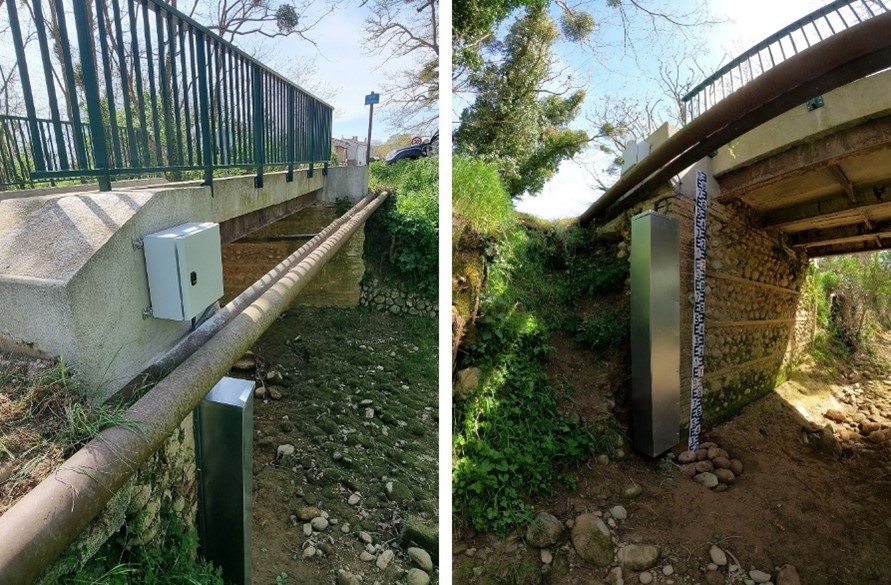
[366,159,438,298]
[452,161,627,535]
[68,511,223,585]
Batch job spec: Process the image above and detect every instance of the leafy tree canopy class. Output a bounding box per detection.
[455,7,589,198]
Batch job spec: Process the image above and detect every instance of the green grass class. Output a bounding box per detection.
[452,156,515,238]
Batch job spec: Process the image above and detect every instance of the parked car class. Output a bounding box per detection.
[385,131,439,164]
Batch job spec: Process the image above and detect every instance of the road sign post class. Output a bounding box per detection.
[365,91,379,165]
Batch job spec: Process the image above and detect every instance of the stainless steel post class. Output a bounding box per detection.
[195,377,255,585]
[630,211,680,457]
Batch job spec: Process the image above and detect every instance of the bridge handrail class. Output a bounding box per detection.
[3,0,333,191]
[682,0,889,119]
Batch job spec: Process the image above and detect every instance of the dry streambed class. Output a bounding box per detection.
[242,306,439,584]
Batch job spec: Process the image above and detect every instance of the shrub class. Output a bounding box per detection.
[367,159,438,297]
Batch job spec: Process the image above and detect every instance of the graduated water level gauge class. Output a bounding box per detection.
[143,222,224,321]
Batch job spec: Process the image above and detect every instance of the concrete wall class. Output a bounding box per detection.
[319,165,368,203]
[36,414,197,583]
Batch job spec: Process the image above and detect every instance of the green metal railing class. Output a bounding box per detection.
[683,0,889,119]
[2,0,332,191]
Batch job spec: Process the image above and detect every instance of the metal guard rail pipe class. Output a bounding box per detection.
[577,10,891,227]
[0,193,387,585]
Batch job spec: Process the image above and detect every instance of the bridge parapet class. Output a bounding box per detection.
[0,165,365,402]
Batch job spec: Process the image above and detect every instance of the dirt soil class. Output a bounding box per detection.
[454,332,891,585]
[242,306,439,585]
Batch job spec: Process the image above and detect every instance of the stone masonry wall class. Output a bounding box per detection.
[666,196,809,429]
[222,205,365,308]
[37,415,198,582]
[359,278,439,319]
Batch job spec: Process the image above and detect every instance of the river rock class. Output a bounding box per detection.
[454,367,481,400]
[295,505,320,521]
[678,450,697,463]
[694,472,719,488]
[311,516,329,531]
[749,569,772,582]
[277,444,295,458]
[712,456,731,469]
[824,409,846,423]
[348,493,361,506]
[709,545,727,566]
[408,547,433,571]
[715,468,736,485]
[376,549,395,570]
[570,513,614,566]
[617,544,661,571]
[302,546,317,559]
[623,484,643,498]
[266,369,284,383]
[730,459,744,476]
[695,460,715,473]
[526,511,564,547]
[360,552,374,562]
[776,564,801,585]
[640,571,654,584]
[407,568,430,585]
[609,505,628,521]
[336,570,360,585]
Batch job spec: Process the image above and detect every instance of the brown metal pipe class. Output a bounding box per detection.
[122,195,374,394]
[0,194,387,585]
[578,11,891,226]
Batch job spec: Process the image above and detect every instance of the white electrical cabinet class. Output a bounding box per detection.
[621,141,651,175]
[143,222,224,321]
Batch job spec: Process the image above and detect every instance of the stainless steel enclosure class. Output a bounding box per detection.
[195,377,255,585]
[630,211,680,457]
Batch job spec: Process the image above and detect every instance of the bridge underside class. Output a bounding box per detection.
[713,74,891,258]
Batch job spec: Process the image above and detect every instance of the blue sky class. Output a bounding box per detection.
[251,5,421,143]
[514,0,828,219]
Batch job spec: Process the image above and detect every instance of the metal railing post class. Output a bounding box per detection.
[72,0,112,191]
[286,87,295,182]
[252,66,265,188]
[6,0,46,176]
[195,32,214,187]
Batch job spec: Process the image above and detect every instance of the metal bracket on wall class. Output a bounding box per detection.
[254,175,264,189]
[142,307,153,320]
[322,162,328,176]
[807,95,824,111]
[308,163,314,178]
